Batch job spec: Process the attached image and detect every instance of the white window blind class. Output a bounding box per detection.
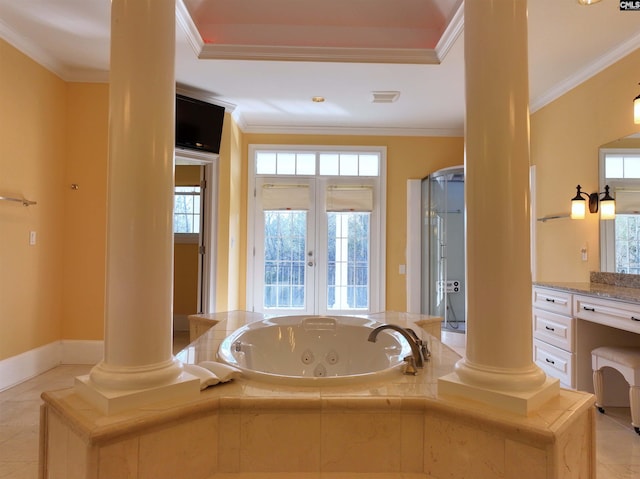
[325,185,373,212]
[262,184,310,210]
[613,188,640,214]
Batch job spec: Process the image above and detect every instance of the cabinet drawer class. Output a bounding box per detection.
[574,295,640,335]
[533,309,575,352]
[534,339,574,388]
[532,287,572,316]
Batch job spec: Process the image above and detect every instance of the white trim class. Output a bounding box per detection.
[175,147,218,165]
[201,162,218,314]
[0,340,103,392]
[246,144,386,314]
[406,179,422,313]
[176,0,205,57]
[531,30,640,114]
[435,1,464,61]
[240,124,464,138]
[199,44,439,64]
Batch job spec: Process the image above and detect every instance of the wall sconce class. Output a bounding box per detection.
[577,0,602,4]
[571,185,615,220]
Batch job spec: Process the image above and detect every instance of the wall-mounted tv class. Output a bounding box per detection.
[175,94,225,154]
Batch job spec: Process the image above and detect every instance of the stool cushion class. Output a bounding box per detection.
[592,346,640,368]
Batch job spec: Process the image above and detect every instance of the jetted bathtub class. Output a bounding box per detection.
[217,315,413,385]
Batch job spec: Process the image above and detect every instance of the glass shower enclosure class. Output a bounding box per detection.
[420,166,466,332]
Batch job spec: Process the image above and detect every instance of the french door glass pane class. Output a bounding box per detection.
[327,212,370,310]
[263,210,307,309]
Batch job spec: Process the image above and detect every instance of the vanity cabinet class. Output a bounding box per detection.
[532,287,576,388]
[533,284,640,403]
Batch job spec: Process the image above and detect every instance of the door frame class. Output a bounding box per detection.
[246,144,387,314]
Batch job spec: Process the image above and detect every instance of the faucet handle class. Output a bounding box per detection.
[402,355,418,375]
[421,342,431,360]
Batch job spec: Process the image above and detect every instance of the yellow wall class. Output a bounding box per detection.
[0,39,68,359]
[530,48,640,282]
[240,134,464,311]
[174,165,200,316]
[62,83,109,340]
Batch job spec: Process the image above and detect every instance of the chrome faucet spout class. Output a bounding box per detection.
[367,324,428,370]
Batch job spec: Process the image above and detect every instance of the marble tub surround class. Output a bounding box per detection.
[39,311,595,479]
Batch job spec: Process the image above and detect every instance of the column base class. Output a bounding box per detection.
[75,371,200,415]
[438,372,560,415]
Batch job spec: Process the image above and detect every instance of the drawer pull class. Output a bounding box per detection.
[545,325,555,331]
[632,316,640,322]
[545,298,556,303]
[583,306,595,312]
[545,358,555,365]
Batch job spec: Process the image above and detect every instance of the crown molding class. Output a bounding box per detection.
[435,1,464,61]
[239,123,463,137]
[176,0,205,55]
[0,18,70,80]
[176,84,237,112]
[198,43,440,64]
[531,30,640,113]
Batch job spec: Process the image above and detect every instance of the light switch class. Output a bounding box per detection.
[29,231,37,245]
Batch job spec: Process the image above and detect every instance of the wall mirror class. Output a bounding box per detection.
[600,134,640,273]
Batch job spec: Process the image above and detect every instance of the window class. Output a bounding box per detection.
[174,186,201,235]
[600,151,640,273]
[247,145,386,315]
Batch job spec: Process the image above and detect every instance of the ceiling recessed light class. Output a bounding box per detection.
[371,91,400,103]
[312,96,325,103]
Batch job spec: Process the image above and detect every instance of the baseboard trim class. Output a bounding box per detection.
[0,340,104,392]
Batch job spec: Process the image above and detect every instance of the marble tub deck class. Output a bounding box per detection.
[39,311,595,479]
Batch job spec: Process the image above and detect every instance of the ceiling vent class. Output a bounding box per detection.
[371,91,400,103]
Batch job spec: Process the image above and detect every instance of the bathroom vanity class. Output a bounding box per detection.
[533,278,640,404]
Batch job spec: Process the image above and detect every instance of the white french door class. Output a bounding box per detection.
[253,177,317,315]
[247,145,386,316]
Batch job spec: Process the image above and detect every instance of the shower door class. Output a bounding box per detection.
[421,166,466,332]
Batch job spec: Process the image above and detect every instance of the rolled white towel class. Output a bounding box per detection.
[183,362,242,390]
[198,361,242,382]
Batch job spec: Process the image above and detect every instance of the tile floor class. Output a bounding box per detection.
[0,332,638,478]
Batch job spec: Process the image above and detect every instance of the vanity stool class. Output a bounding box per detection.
[591,346,640,435]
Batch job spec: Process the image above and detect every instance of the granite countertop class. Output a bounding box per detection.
[534,281,640,303]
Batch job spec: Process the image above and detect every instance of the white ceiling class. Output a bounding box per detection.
[0,0,639,136]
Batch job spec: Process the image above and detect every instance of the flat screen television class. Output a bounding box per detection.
[175,94,225,154]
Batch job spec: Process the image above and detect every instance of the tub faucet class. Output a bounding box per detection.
[367,324,430,373]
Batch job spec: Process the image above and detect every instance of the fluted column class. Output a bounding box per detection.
[438,0,558,414]
[76,0,199,414]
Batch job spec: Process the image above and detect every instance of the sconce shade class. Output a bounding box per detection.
[634,93,640,124]
[578,0,602,4]
[571,185,586,220]
[600,185,616,220]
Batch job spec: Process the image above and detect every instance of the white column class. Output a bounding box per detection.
[76,0,199,414]
[438,0,558,414]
